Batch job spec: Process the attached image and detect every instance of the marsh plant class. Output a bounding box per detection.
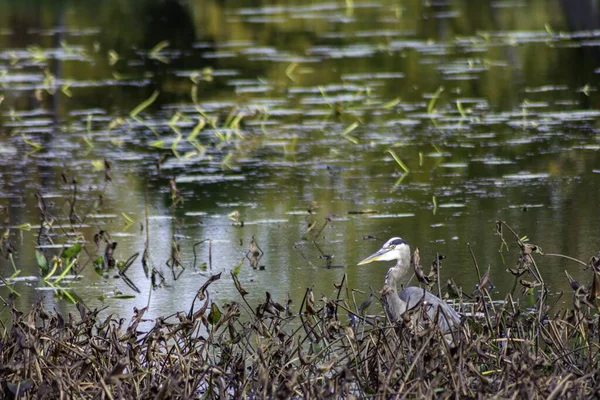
[2,222,600,399]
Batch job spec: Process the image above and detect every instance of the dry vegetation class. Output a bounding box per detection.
[2,222,600,399]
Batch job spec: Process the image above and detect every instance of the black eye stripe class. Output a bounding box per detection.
[388,238,407,246]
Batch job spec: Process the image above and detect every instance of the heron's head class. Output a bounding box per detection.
[357,237,410,265]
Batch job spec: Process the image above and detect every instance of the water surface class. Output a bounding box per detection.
[1,0,599,323]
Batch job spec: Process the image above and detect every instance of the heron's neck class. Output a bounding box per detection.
[384,267,400,289]
[382,266,407,320]
[382,252,411,321]
[384,255,410,288]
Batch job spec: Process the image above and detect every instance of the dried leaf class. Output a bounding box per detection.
[412,248,430,285]
[478,265,491,291]
[358,292,373,314]
[565,270,583,292]
[305,287,316,315]
[231,271,249,297]
[589,271,600,301]
[196,273,222,301]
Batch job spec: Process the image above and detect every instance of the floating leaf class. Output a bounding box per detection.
[150,139,165,148]
[207,302,222,325]
[285,62,298,81]
[107,117,125,131]
[36,250,48,271]
[112,294,136,299]
[61,81,72,97]
[582,84,590,96]
[16,223,32,231]
[108,49,119,66]
[228,210,240,223]
[91,160,104,170]
[61,242,82,259]
[93,256,104,268]
[348,209,379,215]
[233,258,243,276]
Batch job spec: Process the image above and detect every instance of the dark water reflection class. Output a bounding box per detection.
[0,0,599,323]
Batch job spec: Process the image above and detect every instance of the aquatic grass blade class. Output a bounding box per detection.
[383,97,401,109]
[427,86,444,115]
[22,135,42,150]
[130,91,159,118]
[149,40,170,63]
[386,149,410,173]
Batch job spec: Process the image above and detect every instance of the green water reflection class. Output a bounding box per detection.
[0,0,599,322]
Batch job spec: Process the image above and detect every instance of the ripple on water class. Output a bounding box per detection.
[177,174,246,183]
[503,173,550,180]
[366,213,415,219]
[440,163,468,168]
[438,203,466,208]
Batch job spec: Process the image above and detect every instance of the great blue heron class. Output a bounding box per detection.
[358,237,461,333]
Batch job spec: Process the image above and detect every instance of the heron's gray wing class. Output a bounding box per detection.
[399,287,461,331]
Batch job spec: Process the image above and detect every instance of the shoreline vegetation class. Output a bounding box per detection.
[2,222,599,399]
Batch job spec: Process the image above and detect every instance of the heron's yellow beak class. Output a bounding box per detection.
[357,247,391,266]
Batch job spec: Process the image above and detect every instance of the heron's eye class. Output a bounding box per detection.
[389,245,396,249]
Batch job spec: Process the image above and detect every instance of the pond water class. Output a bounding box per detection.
[1,0,599,323]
